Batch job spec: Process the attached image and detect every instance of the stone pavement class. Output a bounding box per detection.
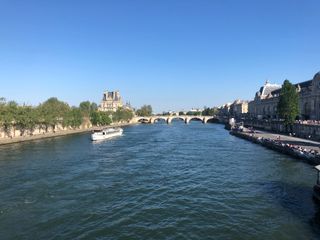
[244,128,320,151]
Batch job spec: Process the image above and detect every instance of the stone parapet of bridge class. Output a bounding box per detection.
[131,115,217,124]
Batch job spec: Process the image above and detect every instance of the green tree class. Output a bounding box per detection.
[90,111,100,126]
[113,108,134,122]
[0,97,5,105]
[63,107,83,128]
[91,102,98,111]
[15,105,38,135]
[277,79,299,128]
[0,101,18,135]
[79,101,92,117]
[136,105,152,116]
[162,112,170,116]
[90,111,112,126]
[38,97,70,131]
[100,112,112,125]
[202,107,219,116]
[0,98,6,125]
[186,111,201,116]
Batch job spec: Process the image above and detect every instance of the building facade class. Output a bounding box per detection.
[99,90,123,112]
[231,100,249,117]
[218,100,248,118]
[218,103,232,116]
[248,72,320,120]
[248,81,281,119]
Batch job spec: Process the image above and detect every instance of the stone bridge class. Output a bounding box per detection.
[131,115,218,124]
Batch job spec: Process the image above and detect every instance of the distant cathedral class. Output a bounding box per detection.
[99,90,123,112]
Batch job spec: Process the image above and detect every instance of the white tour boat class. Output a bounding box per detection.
[91,128,123,141]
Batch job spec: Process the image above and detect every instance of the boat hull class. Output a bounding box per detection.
[91,128,123,141]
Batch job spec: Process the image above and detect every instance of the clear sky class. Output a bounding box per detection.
[0,0,319,113]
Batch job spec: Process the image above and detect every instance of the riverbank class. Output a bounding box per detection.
[242,119,320,141]
[0,122,135,146]
[230,128,320,165]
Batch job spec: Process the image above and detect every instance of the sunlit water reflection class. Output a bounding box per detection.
[0,122,319,239]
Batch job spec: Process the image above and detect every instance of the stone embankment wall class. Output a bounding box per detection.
[0,122,92,139]
[230,130,320,165]
[243,120,320,141]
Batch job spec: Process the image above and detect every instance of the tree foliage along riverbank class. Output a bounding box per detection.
[136,105,153,116]
[0,97,134,136]
[176,107,218,116]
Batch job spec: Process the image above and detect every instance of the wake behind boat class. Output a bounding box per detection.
[91,127,123,141]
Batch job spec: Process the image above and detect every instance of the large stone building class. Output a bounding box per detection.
[248,72,320,120]
[218,103,232,116]
[231,99,249,117]
[99,90,123,112]
[218,100,249,118]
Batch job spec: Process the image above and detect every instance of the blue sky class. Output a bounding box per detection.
[0,0,319,113]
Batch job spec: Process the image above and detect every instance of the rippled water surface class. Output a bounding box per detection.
[1,122,320,239]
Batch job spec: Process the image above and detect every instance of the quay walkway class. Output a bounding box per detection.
[230,128,320,165]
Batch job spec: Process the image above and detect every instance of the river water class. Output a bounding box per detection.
[0,121,320,239]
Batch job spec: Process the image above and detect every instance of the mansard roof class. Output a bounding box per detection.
[254,72,319,99]
[297,79,313,88]
[271,79,313,95]
[258,83,281,97]
[314,72,320,79]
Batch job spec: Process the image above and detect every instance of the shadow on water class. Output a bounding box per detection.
[207,118,220,123]
[260,180,320,236]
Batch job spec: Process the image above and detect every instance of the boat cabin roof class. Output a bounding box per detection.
[315,165,320,172]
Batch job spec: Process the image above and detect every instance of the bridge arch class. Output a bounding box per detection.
[132,115,217,124]
[168,116,186,124]
[152,117,168,123]
[204,117,216,123]
[136,117,151,123]
[187,116,204,124]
